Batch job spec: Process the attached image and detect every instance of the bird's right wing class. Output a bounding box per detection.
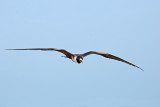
[7,48,73,59]
[82,51,143,71]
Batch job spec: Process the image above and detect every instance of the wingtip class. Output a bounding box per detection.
[5,49,24,50]
[142,69,144,72]
[140,68,144,72]
[6,49,16,50]
[137,66,144,72]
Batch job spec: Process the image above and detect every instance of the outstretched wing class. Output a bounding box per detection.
[82,51,143,71]
[7,48,73,59]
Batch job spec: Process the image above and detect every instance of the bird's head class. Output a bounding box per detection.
[76,56,83,64]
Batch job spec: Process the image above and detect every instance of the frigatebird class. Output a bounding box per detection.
[7,48,143,71]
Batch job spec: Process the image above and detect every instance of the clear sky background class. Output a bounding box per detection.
[0,0,160,107]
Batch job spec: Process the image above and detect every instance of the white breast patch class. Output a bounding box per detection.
[71,56,78,64]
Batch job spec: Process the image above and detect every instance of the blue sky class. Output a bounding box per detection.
[0,0,160,107]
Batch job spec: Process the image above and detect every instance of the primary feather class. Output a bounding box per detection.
[82,51,143,71]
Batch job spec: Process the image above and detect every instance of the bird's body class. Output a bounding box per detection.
[71,55,83,64]
[7,48,143,71]
[71,55,79,64]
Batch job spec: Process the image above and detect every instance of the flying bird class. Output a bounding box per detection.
[7,48,143,71]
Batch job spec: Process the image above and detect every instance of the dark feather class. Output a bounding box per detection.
[6,48,73,59]
[82,51,143,71]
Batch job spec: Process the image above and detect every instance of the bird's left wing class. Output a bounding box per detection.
[82,51,143,71]
[7,48,73,59]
